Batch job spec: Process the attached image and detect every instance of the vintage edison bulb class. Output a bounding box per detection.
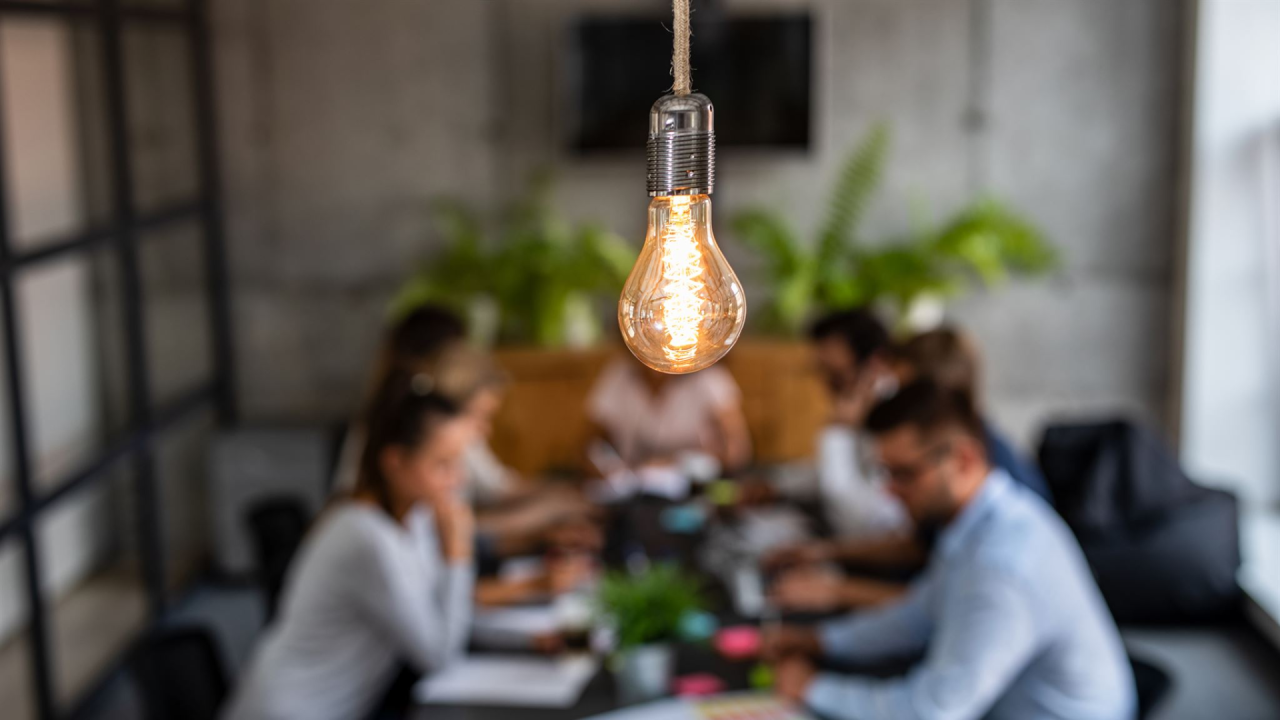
[619,93,746,374]
[619,194,746,374]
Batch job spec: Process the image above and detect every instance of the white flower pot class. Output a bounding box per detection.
[562,292,600,348]
[613,643,674,704]
[902,293,947,332]
[467,295,501,347]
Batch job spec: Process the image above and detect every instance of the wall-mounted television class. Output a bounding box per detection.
[567,13,812,153]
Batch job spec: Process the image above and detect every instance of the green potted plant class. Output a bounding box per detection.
[392,172,635,347]
[732,123,1058,334]
[597,564,706,704]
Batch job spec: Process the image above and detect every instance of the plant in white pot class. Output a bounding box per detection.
[598,564,706,704]
[390,172,635,347]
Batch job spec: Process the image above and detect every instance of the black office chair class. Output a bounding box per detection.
[1130,653,1172,720]
[246,495,312,620]
[131,626,228,720]
[364,663,420,720]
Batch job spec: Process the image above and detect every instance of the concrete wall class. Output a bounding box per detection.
[215,0,1184,449]
[214,0,500,420]
[955,0,1183,447]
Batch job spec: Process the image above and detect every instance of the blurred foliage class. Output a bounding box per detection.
[392,172,635,346]
[598,564,706,650]
[732,123,1058,334]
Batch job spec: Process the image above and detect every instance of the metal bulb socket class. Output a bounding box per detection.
[646,93,716,197]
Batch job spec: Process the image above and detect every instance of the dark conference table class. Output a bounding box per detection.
[408,643,757,720]
[405,495,773,720]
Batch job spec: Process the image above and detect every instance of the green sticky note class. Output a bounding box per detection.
[708,480,739,506]
[749,663,775,690]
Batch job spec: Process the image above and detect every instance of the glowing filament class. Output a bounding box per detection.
[659,197,705,362]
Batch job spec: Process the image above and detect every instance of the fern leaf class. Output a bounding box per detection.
[817,123,889,265]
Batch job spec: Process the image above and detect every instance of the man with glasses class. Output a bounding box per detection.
[764,380,1135,720]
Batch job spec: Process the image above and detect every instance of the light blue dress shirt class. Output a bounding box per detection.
[807,469,1136,720]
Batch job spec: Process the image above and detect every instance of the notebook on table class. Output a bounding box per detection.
[413,654,598,708]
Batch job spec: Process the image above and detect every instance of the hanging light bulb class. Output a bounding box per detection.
[618,93,746,375]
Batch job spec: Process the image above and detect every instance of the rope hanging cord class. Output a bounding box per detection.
[672,0,692,96]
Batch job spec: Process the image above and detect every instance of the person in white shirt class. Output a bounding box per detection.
[459,372,600,607]
[786,310,909,539]
[586,355,752,473]
[460,378,598,549]
[762,310,915,612]
[225,369,475,720]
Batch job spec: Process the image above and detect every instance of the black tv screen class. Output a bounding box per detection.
[568,13,812,153]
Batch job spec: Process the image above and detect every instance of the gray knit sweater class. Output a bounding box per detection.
[224,503,473,720]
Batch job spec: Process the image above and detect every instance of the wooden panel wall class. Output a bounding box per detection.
[489,340,830,476]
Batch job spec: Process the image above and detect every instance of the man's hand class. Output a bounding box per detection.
[761,624,821,661]
[546,520,603,553]
[736,478,778,507]
[773,655,818,703]
[532,487,595,526]
[762,541,832,571]
[544,555,595,595]
[770,568,848,613]
[531,632,565,655]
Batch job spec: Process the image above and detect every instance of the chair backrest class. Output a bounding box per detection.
[364,663,420,720]
[245,495,312,620]
[131,626,229,720]
[210,429,328,575]
[1037,419,1200,538]
[1130,653,1172,720]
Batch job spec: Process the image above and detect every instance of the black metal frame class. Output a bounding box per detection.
[0,1,234,718]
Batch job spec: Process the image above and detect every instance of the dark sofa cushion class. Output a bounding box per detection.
[1039,419,1242,624]
[1080,485,1241,624]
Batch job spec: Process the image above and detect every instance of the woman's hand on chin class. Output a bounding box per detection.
[434,496,475,563]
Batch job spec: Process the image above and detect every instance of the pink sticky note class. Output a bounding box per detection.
[714,625,762,660]
[672,673,726,697]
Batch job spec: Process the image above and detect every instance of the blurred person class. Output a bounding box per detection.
[767,325,1053,612]
[414,344,596,607]
[586,353,752,474]
[337,306,595,551]
[336,306,597,604]
[457,357,601,562]
[887,327,1050,501]
[461,371,599,606]
[331,304,467,494]
[225,370,475,720]
[756,310,919,614]
[803,309,909,539]
[764,381,1135,720]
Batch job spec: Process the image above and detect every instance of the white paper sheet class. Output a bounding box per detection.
[637,465,692,500]
[498,556,546,582]
[470,605,560,649]
[413,655,598,708]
